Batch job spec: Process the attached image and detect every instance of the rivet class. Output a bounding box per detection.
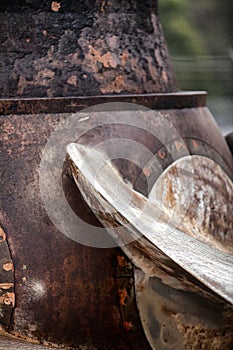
[123,321,133,332]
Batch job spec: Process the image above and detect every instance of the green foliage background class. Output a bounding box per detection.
[159,0,233,95]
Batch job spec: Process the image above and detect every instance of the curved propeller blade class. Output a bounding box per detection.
[67,142,233,305]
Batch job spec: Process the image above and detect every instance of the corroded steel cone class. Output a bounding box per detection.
[0,1,178,97]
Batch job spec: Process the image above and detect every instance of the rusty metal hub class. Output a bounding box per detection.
[1,92,233,349]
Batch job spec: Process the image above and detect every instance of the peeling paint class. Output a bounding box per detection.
[118,288,128,306]
[51,2,61,12]
[0,292,15,306]
[117,255,127,268]
[3,262,14,272]
[0,283,14,290]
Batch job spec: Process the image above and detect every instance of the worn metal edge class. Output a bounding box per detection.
[0,92,207,115]
[116,254,152,349]
[0,329,64,349]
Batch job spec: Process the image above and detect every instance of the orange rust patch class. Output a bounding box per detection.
[100,75,125,94]
[123,321,133,332]
[118,288,128,306]
[165,178,175,208]
[102,52,119,68]
[7,292,15,306]
[37,69,55,84]
[67,75,77,86]
[158,149,166,159]
[146,57,158,80]
[3,261,14,271]
[174,140,185,152]
[121,49,129,66]
[0,292,15,306]
[162,69,168,83]
[96,0,108,12]
[117,255,127,268]
[143,166,152,177]
[0,283,14,289]
[51,2,60,12]
[0,227,6,241]
[192,139,200,150]
[86,47,119,70]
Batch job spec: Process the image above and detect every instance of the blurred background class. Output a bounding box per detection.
[159,0,233,135]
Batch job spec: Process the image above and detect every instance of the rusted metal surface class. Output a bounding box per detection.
[135,270,233,350]
[0,226,15,329]
[0,1,178,98]
[1,1,231,349]
[1,96,233,348]
[0,112,129,349]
